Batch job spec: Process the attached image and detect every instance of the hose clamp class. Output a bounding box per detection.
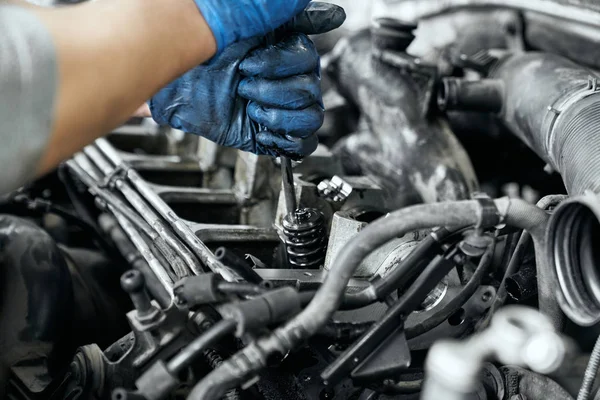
[542,76,600,167]
[100,164,131,189]
[473,193,501,229]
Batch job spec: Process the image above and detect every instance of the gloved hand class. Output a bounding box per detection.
[195,0,310,52]
[150,2,345,158]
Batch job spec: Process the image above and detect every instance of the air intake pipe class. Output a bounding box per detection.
[441,52,600,326]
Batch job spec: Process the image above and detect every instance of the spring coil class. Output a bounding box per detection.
[282,208,327,269]
[202,349,241,400]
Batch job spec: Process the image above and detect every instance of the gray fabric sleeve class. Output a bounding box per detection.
[0,5,57,193]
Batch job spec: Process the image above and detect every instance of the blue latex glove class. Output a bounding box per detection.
[150,2,345,158]
[195,0,309,52]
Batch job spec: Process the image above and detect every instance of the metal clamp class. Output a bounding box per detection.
[473,193,501,229]
[101,164,131,189]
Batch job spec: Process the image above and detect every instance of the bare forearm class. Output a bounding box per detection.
[33,0,216,175]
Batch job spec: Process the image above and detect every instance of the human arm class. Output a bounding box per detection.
[31,0,217,177]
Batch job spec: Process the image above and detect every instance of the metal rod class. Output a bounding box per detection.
[281,157,297,215]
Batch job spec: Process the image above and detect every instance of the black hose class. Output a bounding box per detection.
[578,335,600,400]
[217,282,266,297]
[187,198,549,400]
[406,245,495,338]
[98,214,171,308]
[58,164,97,227]
[379,379,423,394]
[480,232,532,328]
[202,349,241,400]
[167,319,236,375]
[300,227,453,311]
[9,194,120,259]
[214,247,264,285]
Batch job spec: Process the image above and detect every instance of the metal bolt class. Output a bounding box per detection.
[121,270,153,315]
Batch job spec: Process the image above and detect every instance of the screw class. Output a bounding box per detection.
[481,291,493,303]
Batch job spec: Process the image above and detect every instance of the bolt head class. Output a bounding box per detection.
[120,270,144,293]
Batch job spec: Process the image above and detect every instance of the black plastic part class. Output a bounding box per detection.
[351,327,411,384]
[218,287,302,337]
[214,247,264,284]
[372,230,445,300]
[321,254,460,385]
[121,270,153,315]
[438,78,504,113]
[173,274,226,307]
[371,18,417,52]
[112,388,149,400]
[134,361,179,400]
[506,263,538,301]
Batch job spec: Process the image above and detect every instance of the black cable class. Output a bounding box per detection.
[405,243,495,338]
[481,231,531,328]
[217,282,266,297]
[10,194,122,261]
[299,227,468,311]
[378,379,423,394]
[168,319,236,375]
[202,349,241,400]
[58,164,97,227]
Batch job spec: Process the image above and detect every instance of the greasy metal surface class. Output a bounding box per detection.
[324,209,428,277]
[383,0,600,27]
[327,30,478,208]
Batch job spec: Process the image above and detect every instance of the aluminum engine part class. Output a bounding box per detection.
[324,208,428,278]
[326,27,478,208]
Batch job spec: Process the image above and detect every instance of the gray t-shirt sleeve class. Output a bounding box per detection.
[0,5,56,193]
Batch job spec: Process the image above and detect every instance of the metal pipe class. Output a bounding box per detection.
[95,138,240,282]
[67,158,187,280]
[84,145,199,278]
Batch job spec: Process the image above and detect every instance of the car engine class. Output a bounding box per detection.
[6,1,600,399]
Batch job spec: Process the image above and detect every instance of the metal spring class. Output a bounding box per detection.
[282,208,327,269]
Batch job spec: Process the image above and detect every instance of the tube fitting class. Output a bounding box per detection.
[438,78,504,113]
[423,306,573,400]
[547,192,600,326]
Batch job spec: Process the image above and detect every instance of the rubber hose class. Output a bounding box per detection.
[578,334,600,400]
[202,349,241,400]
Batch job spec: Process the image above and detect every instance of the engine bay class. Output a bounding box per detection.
[6,1,600,399]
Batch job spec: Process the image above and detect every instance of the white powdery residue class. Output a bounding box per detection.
[412,164,449,203]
